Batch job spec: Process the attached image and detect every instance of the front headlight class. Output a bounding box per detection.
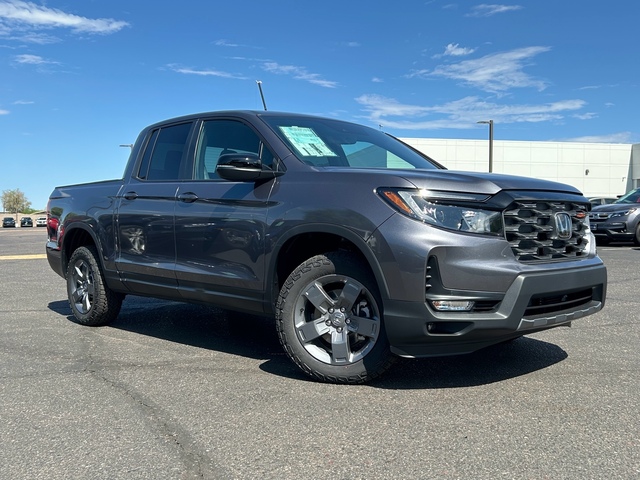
[378,188,503,236]
[610,207,637,218]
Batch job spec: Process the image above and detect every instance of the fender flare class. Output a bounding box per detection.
[265,222,390,306]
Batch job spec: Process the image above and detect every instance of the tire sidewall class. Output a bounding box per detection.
[277,252,393,383]
[66,246,120,326]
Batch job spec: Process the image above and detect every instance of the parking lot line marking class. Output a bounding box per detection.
[0,254,47,260]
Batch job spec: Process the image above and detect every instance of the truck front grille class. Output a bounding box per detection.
[503,200,590,262]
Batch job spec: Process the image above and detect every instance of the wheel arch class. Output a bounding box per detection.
[266,224,389,312]
[60,223,102,278]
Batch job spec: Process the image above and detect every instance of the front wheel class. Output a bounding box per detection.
[634,224,640,246]
[276,252,395,384]
[66,246,124,326]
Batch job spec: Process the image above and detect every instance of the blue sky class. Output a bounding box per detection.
[1,1,638,209]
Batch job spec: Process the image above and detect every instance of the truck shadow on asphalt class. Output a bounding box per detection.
[48,295,568,390]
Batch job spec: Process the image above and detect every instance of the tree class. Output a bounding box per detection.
[1,189,31,216]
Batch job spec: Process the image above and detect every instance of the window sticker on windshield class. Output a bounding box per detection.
[279,126,337,157]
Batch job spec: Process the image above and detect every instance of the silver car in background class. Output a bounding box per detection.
[590,188,640,244]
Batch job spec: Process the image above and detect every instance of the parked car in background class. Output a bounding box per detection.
[2,217,16,228]
[590,188,640,244]
[36,217,47,227]
[20,216,33,227]
[588,197,617,208]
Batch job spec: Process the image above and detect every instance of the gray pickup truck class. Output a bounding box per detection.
[46,110,607,383]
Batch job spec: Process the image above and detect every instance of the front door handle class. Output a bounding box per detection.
[178,192,199,203]
[123,191,138,200]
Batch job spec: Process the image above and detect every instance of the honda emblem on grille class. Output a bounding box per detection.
[554,212,573,239]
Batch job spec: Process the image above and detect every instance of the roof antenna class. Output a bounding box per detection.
[256,80,267,111]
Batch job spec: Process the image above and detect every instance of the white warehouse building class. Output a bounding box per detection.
[401,137,640,199]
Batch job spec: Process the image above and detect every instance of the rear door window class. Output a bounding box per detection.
[137,122,193,180]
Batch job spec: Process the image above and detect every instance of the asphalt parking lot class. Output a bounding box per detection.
[0,227,638,479]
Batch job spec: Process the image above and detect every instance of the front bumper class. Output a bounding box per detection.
[591,221,633,241]
[383,264,607,358]
[368,212,607,357]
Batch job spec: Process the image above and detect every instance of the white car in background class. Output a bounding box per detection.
[36,217,47,227]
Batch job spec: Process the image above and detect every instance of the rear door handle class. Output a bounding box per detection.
[123,191,138,200]
[178,192,199,203]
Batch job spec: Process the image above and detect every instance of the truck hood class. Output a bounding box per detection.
[590,203,635,213]
[319,168,585,200]
[394,169,583,196]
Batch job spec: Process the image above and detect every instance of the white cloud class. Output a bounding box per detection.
[214,39,264,50]
[356,94,433,120]
[573,112,597,120]
[167,64,247,80]
[561,132,632,144]
[262,62,338,88]
[0,0,128,34]
[214,39,244,48]
[12,99,33,104]
[0,108,9,114]
[467,4,523,17]
[14,53,41,63]
[355,94,586,130]
[417,46,550,93]
[14,53,57,64]
[7,31,59,43]
[436,43,476,58]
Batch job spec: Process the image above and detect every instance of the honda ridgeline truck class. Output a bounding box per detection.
[46,111,607,383]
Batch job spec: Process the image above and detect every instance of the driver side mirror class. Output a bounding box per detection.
[216,153,284,182]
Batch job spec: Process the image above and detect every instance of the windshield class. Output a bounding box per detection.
[261,115,442,170]
[615,189,640,204]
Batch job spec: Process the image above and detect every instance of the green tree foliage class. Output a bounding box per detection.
[1,189,32,215]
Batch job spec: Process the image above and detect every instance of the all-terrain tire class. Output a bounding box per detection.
[633,223,640,246]
[66,246,124,326]
[276,251,395,384]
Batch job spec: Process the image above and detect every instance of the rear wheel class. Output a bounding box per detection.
[276,252,395,384]
[66,246,123,326]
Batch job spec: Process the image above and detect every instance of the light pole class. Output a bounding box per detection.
[477,120,494,172]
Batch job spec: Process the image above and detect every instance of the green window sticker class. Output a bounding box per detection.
[279,126,337,157]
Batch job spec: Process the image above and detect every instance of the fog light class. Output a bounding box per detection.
[430,300,475,312]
